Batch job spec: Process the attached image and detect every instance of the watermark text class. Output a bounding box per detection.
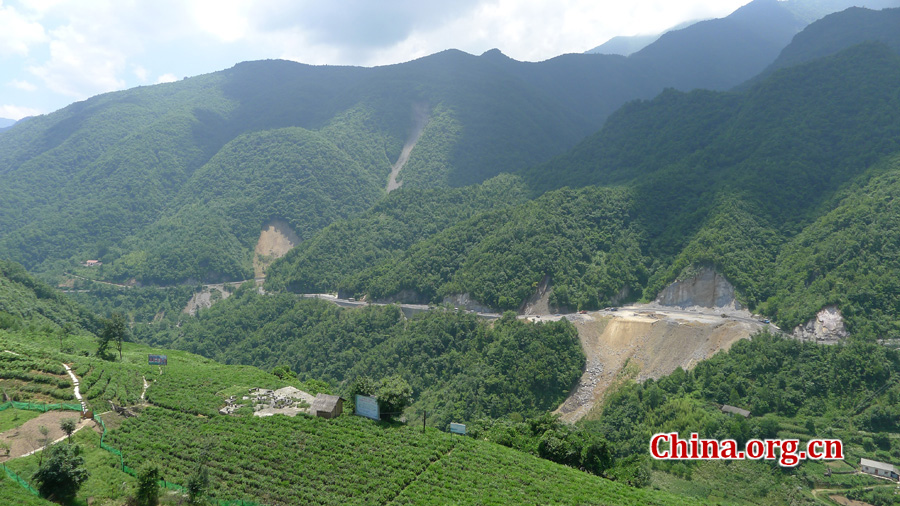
[650,432,843,467]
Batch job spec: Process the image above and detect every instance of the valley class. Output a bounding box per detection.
[3,2,900,505]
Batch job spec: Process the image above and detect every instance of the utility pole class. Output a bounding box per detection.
[423,411,426,432]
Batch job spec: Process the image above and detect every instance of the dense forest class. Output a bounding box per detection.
[0,46,638,284]
[4,5,894,287]
[144,283,584,428]
[267,38,900,336]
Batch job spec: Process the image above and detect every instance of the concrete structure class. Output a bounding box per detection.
[860,458,899,481]
[311,394,343,419]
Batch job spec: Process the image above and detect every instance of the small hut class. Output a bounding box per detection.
[720,405,750,418]
[311,394,343,419]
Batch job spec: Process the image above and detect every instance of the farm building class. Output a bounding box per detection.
[83,260,102,267]
[860,458,899,481]
[720,405,750,418]
[311,394,343,419]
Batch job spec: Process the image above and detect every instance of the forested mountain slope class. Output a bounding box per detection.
[2,2,892,286]
[0,51,612,283]
[627,0,807,91]
[0,259,101,334]
[269,39,900,338]
[759,6,900,77]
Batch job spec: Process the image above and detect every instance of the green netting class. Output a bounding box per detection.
[160,480,187,493]
[1,463,40,496]
[0,401,82,413]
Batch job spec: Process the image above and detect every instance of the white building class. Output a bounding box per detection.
[860,458,899,481]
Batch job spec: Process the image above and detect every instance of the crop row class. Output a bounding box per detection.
[0,353,65,375]
[75,360,146,410]
[106,407,457,505]
[0,369,71,389]
[391,438,700,505]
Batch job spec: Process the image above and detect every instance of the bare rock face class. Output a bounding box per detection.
[655,267,742,310]
[519,275,552,315]
[793,306,848,343]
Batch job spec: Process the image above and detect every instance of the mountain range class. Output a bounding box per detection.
[1,3,899,338]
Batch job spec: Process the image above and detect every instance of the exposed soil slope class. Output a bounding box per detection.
[386,103,430,192]
[555,306,764,422]
[253,219,301,278]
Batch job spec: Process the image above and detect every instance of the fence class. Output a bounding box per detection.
[0,401,82,412]
[1,462,39,496]
[0,401,83,497]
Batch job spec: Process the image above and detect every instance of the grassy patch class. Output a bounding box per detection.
[0,473,55,506]
[0,409,43,433]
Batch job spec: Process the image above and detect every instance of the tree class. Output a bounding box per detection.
[98,313,129,360]
[377,375,413,420]
[38,425,50,466]
[32,444,89,502]
[136,462,161,506]
[271,365,293,380]
[60,418,77,443]
[186,463,209,505]
[349,376,377,398]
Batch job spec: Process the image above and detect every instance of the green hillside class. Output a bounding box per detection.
[0,259,101,335]
[265,173,530,295]
[333,185,647,312]
[763,6,900,73]
[2,4,883,285]
[0,50,625,284]
[145,285,584,428]
[0,264,699,506]
[267,40,900,337]
[765,157,900,337]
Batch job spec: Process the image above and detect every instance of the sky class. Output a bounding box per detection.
[0,0,753,120]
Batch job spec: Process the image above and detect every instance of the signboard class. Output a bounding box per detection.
[450,423,466,435]
[355,394,380,420]
[148,354,168,366]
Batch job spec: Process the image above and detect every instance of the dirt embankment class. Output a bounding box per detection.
[253,219,301,278]
[519,275,552,315]
[555,308,762,422]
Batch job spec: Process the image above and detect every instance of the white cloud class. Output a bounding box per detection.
[28,24,127,98]
[0,104,42,120]
[189,0,251,42]
[133,64,148,82]
[0,2,47,56]
[1,0,759,114]
[156,73,177,84]
[10,79,37,91]
[356,0,753,65]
